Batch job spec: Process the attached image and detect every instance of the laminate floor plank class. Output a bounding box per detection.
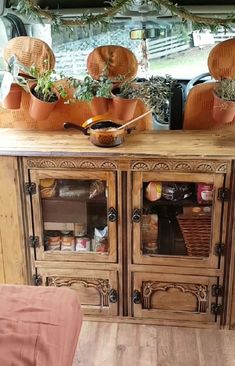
[73,321,235,366]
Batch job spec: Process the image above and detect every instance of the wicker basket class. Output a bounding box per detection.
[177,215,212,257]
[3,36,55,73]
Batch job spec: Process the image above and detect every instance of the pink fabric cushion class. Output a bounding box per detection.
[0,285,82,366]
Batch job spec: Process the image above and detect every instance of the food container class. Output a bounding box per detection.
[197,183,214,204]
[142,214,158,254]
[63,110,151,148]
[40,179,57,198]
[145,182,162,201]
[45,231,61,251]
[75,237,90,252]
[61,232,75,251]
[143,241,158,254]
[64,117,124,147]
[74,223,86,237]
[162,183,192,201]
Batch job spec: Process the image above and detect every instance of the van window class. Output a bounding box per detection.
[51,22,235,80]
[27,20,235,80]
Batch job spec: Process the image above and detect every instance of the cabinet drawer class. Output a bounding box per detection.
[132,272,222,324]
[37,267,119,316]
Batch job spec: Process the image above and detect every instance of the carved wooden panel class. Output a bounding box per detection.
[133,272,219,324]
[130,159,228,173]
[48,277,112,307]
[25,158,119,170]
[37,268,119,316]
[142,281,208,313]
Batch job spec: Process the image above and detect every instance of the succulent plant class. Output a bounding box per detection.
[214,79,235,102]
[116,75,176,122]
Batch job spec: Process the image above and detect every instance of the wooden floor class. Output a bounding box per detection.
[73,321,235,366]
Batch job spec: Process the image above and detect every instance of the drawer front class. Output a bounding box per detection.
[132,272,222,324]
[37,267,119,316]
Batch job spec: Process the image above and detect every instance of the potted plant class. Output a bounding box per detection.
[111,81,139,121]
[28,64,67,120]
[213,79,235,124]
[73,74,113,115]
[0,55,29,110]
[112,75,176,122]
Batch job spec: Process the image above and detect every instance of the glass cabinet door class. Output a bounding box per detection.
[132,171,225,268]
[29,170,117,262]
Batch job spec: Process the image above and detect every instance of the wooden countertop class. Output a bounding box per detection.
[0,129,234,159]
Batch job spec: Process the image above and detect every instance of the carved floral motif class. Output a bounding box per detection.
[79,161,96,169]
[25,158,228,173]
[152,162,171,171]
[131,160,228,173]
[142,281,208,313]
[25,158,119,170]
[99,161,117,169]
[131,162,150,170]
[59,160,76,168]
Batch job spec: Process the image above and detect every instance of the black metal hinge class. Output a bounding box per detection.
[29,236,39,248]
[32,274,42,286]
[215,243,225,256]
[212,284,223,297]
[211,303,223,315]
[217,188,229,201]
[25,182,36,195]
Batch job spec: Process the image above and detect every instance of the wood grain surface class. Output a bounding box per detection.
[0,129,234,158]
[73,321,235,366]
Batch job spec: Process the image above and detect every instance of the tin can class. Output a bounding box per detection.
[75,237,90,252]
[61,233,75,251]
[45,231,61,251]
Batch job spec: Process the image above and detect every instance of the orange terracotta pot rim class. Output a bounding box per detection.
[30,83,59,105]
[213,90,235,108]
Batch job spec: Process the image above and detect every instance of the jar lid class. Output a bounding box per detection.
[45,231,61,237]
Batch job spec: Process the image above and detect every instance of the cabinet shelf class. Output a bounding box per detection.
[41,195,106,204]
[143,197,212,208]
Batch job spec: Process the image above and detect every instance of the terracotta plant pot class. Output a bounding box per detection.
[111,92,138,121]
[29,85,59,120]
[213,92,235,124]
[2,84,22,110]
[90,97,111,116]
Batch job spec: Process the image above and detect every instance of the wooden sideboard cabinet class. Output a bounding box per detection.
[0,129,235,329]
[22,156,233,328]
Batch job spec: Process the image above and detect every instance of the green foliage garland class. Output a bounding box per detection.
[12,0,235,32]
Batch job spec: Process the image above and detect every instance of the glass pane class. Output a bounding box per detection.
[142,181,214,258]
[39,178,108,254]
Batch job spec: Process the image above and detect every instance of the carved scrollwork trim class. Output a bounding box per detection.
[142,281,208,313]
[25,158,119,170]
[47,276,112,307]
[130,159,228,173]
